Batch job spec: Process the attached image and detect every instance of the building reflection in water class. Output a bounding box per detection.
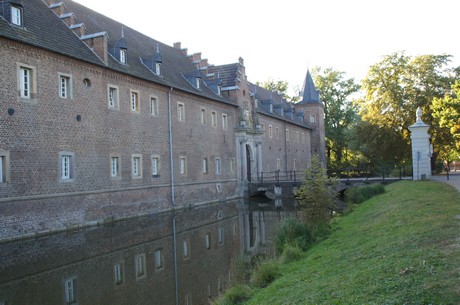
[0,198,297,305]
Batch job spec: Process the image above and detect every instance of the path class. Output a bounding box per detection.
[431,171,460,192]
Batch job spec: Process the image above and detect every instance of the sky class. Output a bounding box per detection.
[74,0,460,95]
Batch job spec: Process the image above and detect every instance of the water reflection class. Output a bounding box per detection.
[0,198,297,305]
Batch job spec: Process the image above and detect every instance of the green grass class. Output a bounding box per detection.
[244,181,460,304]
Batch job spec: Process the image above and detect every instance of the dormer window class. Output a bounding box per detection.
[11,6,22,26]
[196,78,200,89]
[120,49,127,64]
[270,104,273,112]
[155,62,161,75]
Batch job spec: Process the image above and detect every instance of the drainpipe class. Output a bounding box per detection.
[284,120,288,172]
[173,215,179,305]
[168,87,176,205]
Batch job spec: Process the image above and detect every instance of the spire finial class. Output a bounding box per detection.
[156,43,160,54]
[121,26,125,38]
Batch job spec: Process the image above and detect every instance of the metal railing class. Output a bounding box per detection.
[251,170,303,183]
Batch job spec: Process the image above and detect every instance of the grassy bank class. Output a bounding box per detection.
[244,181,460,304]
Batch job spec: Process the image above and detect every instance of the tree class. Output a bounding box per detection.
[257,78,299,102]
[356,52,458,165]
[311,67,360,167]
[295,156,338,231]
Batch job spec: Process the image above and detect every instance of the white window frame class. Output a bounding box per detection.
[155,249,163,270]
[230,158,235,174]
[151,155,160,176]
[215,157,221,175]
[64,277,77,304]
[130,90,140,112]
[202,158,208,174]
[211,111,217,127]
[59,152,74,182]
[132,154,142,178]
[177,102,185,122]
[58,74,72,99]
[310,114,316,123]
[150,96,158,116]
[108,85,119,109]
[114,263,124,285]
[222,113,228,130]
[276,158,281,171]
[195,78,200,89]
[155,62,161,75]
[205,233,211,249]
[218,227,224,245]
[200,108,206,124]
[11,6,22,26]
[0,151,10,184]
[293,159,297,171]
[19,65,33,99]
[110,155,120,178]
[179,156,187,176]
[120,49,127,63]
[0,156,3,183]
[183,239,190,258]
[135,254,146,279]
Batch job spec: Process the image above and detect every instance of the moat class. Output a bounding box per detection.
[0,198,297,305]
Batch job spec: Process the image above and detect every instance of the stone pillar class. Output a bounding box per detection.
[408,107,432,180]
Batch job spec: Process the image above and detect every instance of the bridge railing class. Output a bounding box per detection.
[251,170,303,183]
[327,164,413,181]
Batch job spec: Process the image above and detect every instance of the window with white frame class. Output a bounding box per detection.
[0,151,8,183]
[177,102,185,122]
[200,108,206,124]
[114,263,124,285]
[64,277,77,305]
[202,158,208,174]
[276,158,281,171]
[222,113,228,130]
[19,66,33,98]
[215,158,221,175]
[150,96,158,116]
[11,6,22,26]
[230,158,235,174]
[60,152,74,182]
[205,233,211,249]
[151,155,159,176]
[195,78,200,89]
[155,62,161,75]
[211,111,217,127]
[130,91,139,112]
[108,86,119,108]
[179,156,187,175]
[155,249,163,270]
[135,254,146,279]
[132,155,142,178]
[268,125,273,138]
[0,156,3,183]
[293,159,297,171]
[183,239,190,258]
[120,49,127,64]
[59,74,71,99]
[218,227,224,245]
[110,156,120,178]
[310,114,316,123]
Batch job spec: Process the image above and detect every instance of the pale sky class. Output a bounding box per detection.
[74,0,459,95]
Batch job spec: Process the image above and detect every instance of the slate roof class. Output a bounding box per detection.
[249,83,312,130]
[298,70,322,105]
[0,0,234,105]
[208,63,240,89]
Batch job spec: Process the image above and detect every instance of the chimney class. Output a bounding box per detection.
[81,32,109,65]
[49,2,66,16]
[70,23,86,37]
[173,42,181,49]
[60,12,76,27]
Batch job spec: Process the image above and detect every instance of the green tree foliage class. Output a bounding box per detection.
[431,81,460,161]
[356,52,458,164]
[295,156,338,229]
[311,67,360,167]
[257,78,299,102]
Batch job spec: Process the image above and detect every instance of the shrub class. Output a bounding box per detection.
[275,217,313,256]
[229,255,252,285]
[251,261,281,288]
[212,285,252,305]
[345,183,385,204]
[281,244,305,263]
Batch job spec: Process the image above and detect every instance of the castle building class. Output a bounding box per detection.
[0,0,325,241]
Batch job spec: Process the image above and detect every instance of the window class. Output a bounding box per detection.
[177,102,185,122]
[230,158,235,174]
[132,154,142,178]
[205,233,211,249]
[183,240,190,258]
[218,228,224,245]
[286,129,290,141]
[135,254,146,279]
[276,159,281,171]
[293,159,297,170]
[151,155,159,176]
[195,78,200,89]
[179,156,187,175]
[155,249,163,270]
[215,158,221,175]
[130,91,139,112]
[11,6,22,26]
[60,152,74,182]
[120,49,127,63]
[59,74,72,99]
[268,125,273,138]
[275,127,279,140]
[222,114,228,130]
[19,66,32,98]
[64,277,77,304]
[202,158,208,174]
[211,111,217,127]
[0,151,10,183]
[150,97,158,116]
[310,114,316,123]
[200,108,206,124]
[108,86,119,109]
[110,156,120,178]
[114,263,124,285]
[155,62,161,75]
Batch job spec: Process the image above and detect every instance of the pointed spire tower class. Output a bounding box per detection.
[295,69,326,167]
